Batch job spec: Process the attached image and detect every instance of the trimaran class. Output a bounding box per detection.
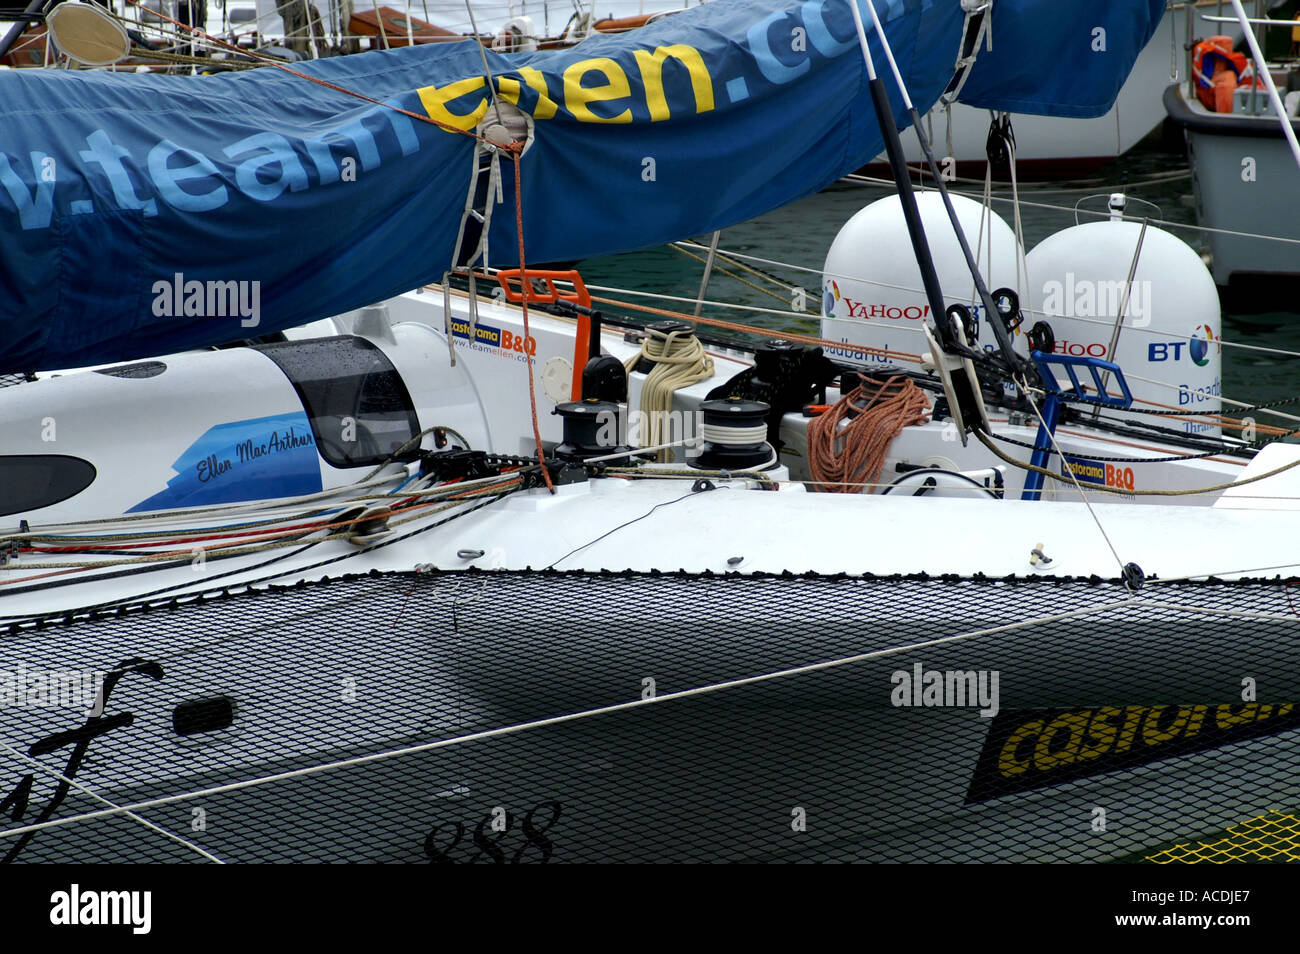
[0,0,1298,864]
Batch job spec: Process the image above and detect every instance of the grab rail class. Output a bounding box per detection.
[1020,352,1134,500]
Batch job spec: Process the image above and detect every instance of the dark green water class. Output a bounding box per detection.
[579,143,1300,410]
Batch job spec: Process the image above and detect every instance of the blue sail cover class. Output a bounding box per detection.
[958,0,1166,117]
[0,0,1163,371]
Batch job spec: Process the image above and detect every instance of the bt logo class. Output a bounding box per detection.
[1189,324,1216,367]
[1148,326,1217,365]
[1147,341,1186,362]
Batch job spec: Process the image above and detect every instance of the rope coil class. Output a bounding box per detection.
[624,327,714,462]
[808,375,931,493]
[700,422,768,445]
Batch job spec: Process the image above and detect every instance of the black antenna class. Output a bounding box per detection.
[852,0,1023,372]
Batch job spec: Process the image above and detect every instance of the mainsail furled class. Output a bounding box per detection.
[0,0,1164,371]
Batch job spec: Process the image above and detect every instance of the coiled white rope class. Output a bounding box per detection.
[624,328,714,462]
[700,422,769,445]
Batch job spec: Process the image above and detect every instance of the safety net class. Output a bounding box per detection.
[0,569,1296,863]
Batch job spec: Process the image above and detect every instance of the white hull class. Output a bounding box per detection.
[0,286,1284,604]
[1165,83,1300,286]
[892,3,1241,173]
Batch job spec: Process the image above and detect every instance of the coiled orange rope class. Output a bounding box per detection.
[807,375,930,493]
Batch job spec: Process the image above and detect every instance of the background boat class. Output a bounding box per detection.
[873,1,1296,178]
[1162,4,1300,309]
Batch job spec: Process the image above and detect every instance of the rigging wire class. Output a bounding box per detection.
[118,0,507,143]
[1149,562,1300,583]
[6,4,1298,576]
[1009,375,1131,578]
[510,151,555,493]
[975,428,1300,497]
[0,478,520,579]
[490,273,1282,437]
[901,163,1194,193]
[986,429,1261,463]
[0,485,520,613]
[668,238,1300,366]
[668,243,816,313]
[1226,0,1300,173]
[843,172,1300,248]
[77,0,560,481]
[585,290,919,362]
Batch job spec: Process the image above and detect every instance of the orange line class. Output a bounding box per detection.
[510,155,555,493]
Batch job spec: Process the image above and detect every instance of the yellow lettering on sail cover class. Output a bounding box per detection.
[1215,703,1261,728]
[416,76,490,131]
[1077,706,1121,761]
[1142,705,1194,746]
[633,45,715,121]
[1034,711,1089,770]
[563,58,633,123]
[498,68,558,120]
[997,719,1042,777]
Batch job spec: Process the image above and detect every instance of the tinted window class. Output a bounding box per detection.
[0,455,98,517]
[256,336,420,469]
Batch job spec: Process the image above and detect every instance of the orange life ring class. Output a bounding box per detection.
[1192,36,1248,113]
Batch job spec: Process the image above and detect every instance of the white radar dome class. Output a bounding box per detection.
[1025,219,1221,436]
[820,192,1029,372]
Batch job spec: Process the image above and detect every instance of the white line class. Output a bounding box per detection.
[1126,600,1300,623]
[842,172,1300,247]
[0,738,224,863]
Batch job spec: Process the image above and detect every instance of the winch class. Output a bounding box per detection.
[553,399,632,463]
[705,340,838,452]
[691,398,774,470]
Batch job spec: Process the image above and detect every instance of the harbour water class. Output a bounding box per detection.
[580,141,1300,414]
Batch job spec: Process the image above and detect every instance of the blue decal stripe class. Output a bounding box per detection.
[128,412,322,513]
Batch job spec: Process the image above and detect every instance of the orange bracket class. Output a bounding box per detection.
[495,269,593,400]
